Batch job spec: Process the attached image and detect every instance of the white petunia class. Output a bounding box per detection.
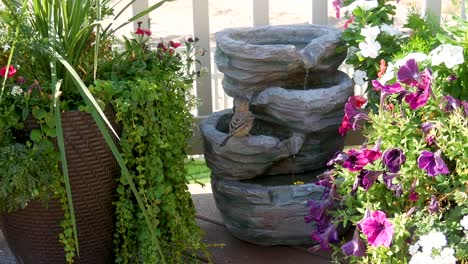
[429,44,464,69]
[344,0,378,13]
[360,25,381,42]
[359,40,381,59]
[461,215,468,230]
[353,70,367,86]
[379,61,395,85]
[433,248,457,264]
[10,86,23,96]
[418,231,447,253]
[380,24,402,36]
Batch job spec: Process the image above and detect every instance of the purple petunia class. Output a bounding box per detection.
[359,210,394,248]
[409,179,419,202]
[397,59,420,85]
[461,100,468,117]
[440,95,461,112]
[311,223,339,251]
[421,122,435,134]
[359,170,383,191]
[342,145,382,173]
[382,148,406,173]
[341,228,367,257]
[418,150,450,177]
[327,152,348,166]
[404,68,433,110]
[372,80,406,94]
[339,96,368,136]
[428,195,439,214]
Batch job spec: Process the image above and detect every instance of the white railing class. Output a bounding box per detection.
[127,0,465,117]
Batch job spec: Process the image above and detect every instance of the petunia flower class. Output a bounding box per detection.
[428,195,439,214]
[341,228,367,257]
[440,95,461,112]
[358,170,383,191]
[417,150,450,177]
[425,135,436,146]
[16,76,26,84]
[327,152,348,166]
[397,59,420,86]
[446,74,458,82]
[353,70,367,86]
[383,148,406,173]
[348,95,367,108]
[135,28,145,35]
[311,223,339,250]
[343,0,378,13]
[339,114,351,136]
[372,80,405,94]
[342,143,381,172]
[305,199,331,225]
[429,44,464,69]
[0,65,17,78]
[359,210,394,248]
[409,179,419,202]
[339,96,368,136]
[421,122,435,134]
[404,68,432,110]
[359,40,381,59]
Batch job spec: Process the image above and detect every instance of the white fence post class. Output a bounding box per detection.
[422,0,442,22]
[132,0,149,30]
[253,0,269,26]
[193,0,213,116]
[311,0,328,25]
[462,0,466,19]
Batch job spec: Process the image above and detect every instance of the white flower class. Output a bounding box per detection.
[380,24,401,36]
[409,251,434,264]
[360,25,381,42]
[10,86,23,96]
[2,43,10,52]
[418,231,447,255]
[379,62,395,85]
[359,40,381,59]
[461,215,468,230]
[344,0,378,13]
[353,70,367,86]
[409,243,420,255]
[429,44,464,69]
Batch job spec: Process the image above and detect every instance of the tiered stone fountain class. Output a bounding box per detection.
[200,24,352,246]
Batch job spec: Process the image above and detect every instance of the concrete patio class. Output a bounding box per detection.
[0,184,331,264]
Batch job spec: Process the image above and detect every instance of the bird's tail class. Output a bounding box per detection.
[220,135,232,147]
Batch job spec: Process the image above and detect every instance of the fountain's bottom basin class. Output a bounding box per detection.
[211,171,326,246]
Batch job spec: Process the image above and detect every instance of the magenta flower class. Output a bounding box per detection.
[446,74,458,82]
[418,150,450,177]
[341,228,367,257]
[428,195,439,214]
[359,210,394,248]
[409,179,419,202]
[0,65,17,78]
[332,0,342,18]
[440,95,461,112]
[404,69,433,110]
[327,152,348,166]
[372,80,406,94]
[343,16,354,29]
[339,96,368,136]
[425,135,436,146]
[397,59,420,85]
[169,40,181,49]
[342,144,381,172]
[383,148,406,173]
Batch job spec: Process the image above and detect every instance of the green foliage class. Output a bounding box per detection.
[185,159,211,185]
[91,33,205,263]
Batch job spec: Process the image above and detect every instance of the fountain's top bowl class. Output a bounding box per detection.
[215,24,343,66]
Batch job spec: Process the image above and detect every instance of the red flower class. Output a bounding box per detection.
[157,43,167,52]
[143,29,151,36]
[169,41,181,48]
[135,28,145,35]
[377,59,386,78]
[0,65,17,78]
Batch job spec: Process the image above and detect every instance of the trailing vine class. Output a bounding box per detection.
[92,32,205,263]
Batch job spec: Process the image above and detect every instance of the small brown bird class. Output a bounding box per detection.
[220,98,255,147]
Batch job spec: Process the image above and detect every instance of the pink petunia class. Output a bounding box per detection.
[359,210,394,248]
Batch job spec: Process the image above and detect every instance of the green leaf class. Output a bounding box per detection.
[32,108,47,120]
[30,129,42,142]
